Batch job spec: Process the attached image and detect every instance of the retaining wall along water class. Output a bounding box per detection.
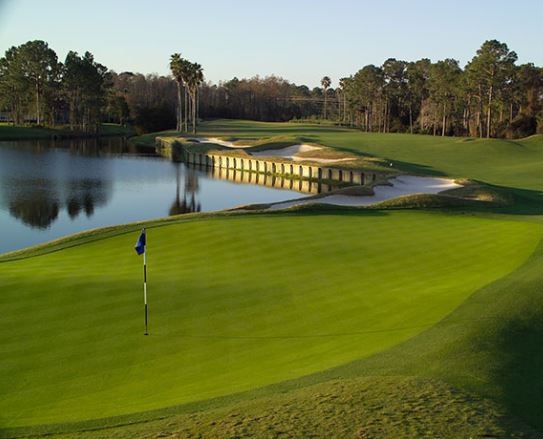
[156,137,379,189]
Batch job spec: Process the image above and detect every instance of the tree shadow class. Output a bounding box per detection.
[489,312,543,431]
[382,158,447,176]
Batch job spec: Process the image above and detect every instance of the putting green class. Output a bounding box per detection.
[0,211,540,427]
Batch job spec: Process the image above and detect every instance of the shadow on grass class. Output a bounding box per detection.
[501,187,543,215]
[491,313,543,432]
[386,158,447,177]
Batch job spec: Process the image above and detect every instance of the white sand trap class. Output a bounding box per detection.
[269,176,462,210]
[191,140,353,163]
[251,144,354,163]
[291,156,354,164]
[192,137,254,148]
[251,144,320,158]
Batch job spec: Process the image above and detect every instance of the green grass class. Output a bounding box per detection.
[0,123,134,140]
[1,211,540,432]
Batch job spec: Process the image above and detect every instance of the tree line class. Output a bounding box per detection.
[110,73,329,129]
[1,39,541,138]
[338,40,543,138]
[0,40,111,134]
[125,39,542,138]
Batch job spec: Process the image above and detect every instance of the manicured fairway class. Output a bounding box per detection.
[0,211,540,428]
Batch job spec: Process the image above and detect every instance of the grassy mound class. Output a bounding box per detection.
[1,211,540,432]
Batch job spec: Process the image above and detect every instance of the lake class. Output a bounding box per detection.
[0,137,312,254]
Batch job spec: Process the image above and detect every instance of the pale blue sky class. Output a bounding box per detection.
[1,0,542,88]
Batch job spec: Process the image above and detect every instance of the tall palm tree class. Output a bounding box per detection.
[169,53,184,131]
[192,63,204,134]
[339,77,347,124]
[186,62,204,134]
[181,58,192,132]
[321,76,331,120]
[170,54,204,133]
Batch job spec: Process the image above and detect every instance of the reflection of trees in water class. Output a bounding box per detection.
[63,136,155,156]
[65,179,109,219]
[4,178,110,228]
[169,165,202,215]
[0,138,115,229]
[1,136,158,229]
[9,193,60,229]
[21,136,153,157]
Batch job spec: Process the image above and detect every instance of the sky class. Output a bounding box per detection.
[1,0,542,88]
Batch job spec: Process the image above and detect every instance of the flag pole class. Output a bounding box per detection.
[143,232,148,336]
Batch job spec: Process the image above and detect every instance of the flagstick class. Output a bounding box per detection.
[143,241,148,336]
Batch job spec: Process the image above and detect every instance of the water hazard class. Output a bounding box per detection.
[0,137,326,254]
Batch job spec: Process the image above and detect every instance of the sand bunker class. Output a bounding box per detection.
[291,156,354,164]
[192,137,254,148]
[191,140,355,163]
[251,144,354,163]
[251,144,320,158]
[269,176,462,210]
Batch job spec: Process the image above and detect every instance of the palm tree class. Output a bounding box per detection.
[184,62,204,134]
[169,53,184,131]
[170,55,204,133]
[339,77,348,124]
[180,58,192,132]
[321,76,331,119]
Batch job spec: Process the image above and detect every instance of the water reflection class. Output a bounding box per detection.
[0,139,118,229]
[2,177,111,229]
[187,163,338,194]
[65,179,110,219]
[8,188,60,229]
[0,138,310,253]
[27,136,149,156]
[169,165,202,215]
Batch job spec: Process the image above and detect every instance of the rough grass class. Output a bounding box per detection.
[47,377,541,439]
[1,211,540,433]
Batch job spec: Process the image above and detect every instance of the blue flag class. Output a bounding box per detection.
[135,229,146,255]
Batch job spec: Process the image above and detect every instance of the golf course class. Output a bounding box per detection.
[2,120,543,438]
